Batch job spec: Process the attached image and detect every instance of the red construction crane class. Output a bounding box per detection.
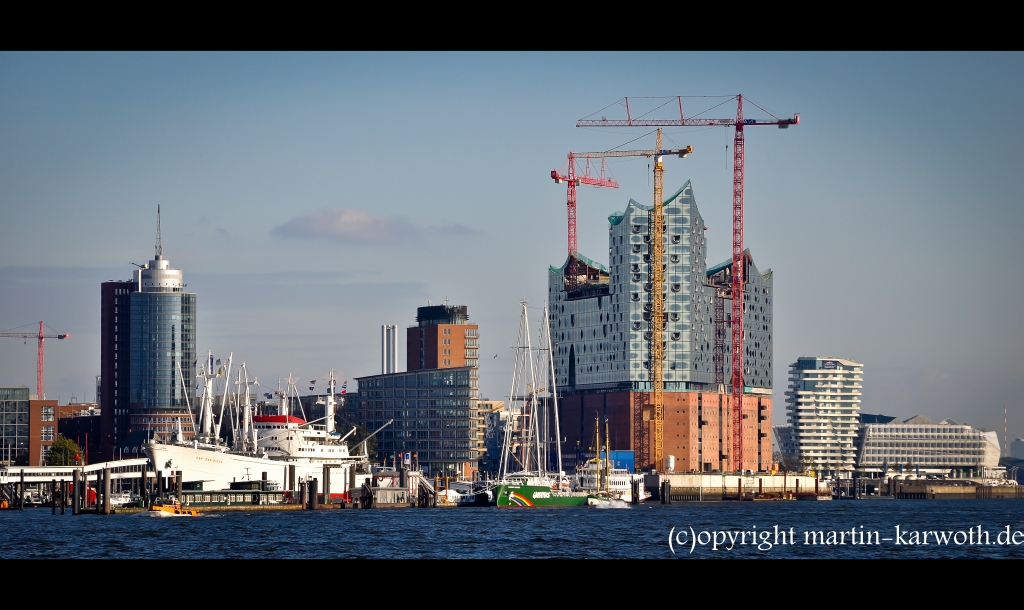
[0,321,70,399]
[551,155,619,292]
[551,155,618,259]
[577,95,798,473]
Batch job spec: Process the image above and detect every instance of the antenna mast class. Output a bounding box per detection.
[156,205,163,258]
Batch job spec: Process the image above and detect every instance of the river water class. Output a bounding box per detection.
[3,500,1024,558]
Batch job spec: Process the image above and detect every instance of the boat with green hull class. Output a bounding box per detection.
[494,477,591,507]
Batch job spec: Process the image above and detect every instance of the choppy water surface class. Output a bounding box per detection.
[3,501,1024,559]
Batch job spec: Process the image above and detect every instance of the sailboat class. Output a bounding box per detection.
[493,302,590,507]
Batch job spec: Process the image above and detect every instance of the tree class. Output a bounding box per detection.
[47,435,82,466]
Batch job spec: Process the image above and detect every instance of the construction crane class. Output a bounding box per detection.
[571,132,693,472]
[577,95,798,473]
[0,321,70,399]
[550,155,619,292]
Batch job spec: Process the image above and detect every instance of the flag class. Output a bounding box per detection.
[309,380,316,385]
[341,381,347,395]
[309,386,314,391]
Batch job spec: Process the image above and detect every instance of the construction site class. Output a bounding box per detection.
[548,96,797,476]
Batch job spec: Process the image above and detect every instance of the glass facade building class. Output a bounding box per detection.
[353,367,483,478]
[0,387,30,465]
[855,416,1000,473]
[101,249,195,458]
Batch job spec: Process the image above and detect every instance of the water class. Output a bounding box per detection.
[3,501,1024,558]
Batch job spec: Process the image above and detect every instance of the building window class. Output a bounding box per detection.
[41,406,55,422]
[41,426,55,441]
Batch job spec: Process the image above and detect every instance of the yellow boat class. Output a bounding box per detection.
[149,498,200,516]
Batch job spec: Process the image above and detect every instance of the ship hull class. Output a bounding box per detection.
[145,442,362,492]
[494,484,590,507]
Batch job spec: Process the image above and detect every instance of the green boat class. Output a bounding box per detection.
[493,475,591,507]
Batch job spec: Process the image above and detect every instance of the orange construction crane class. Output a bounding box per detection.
[0,321,69,399]
[571,132,693,472]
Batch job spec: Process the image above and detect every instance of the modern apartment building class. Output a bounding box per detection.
[406,304,479,371]
[353,303,484,478]
[783,357,863,476]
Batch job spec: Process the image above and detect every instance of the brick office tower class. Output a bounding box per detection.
[407,305,479,371]
[548,182,773,474]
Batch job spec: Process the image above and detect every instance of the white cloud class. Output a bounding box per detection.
[271,208,417,245]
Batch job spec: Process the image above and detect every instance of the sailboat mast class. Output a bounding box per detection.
[543,304,563,475]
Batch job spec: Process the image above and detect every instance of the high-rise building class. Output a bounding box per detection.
[783,357,863,476]
[406,304,479,371]
[548,182,773,473]
[352,302,484,478]
[100,212,196,459]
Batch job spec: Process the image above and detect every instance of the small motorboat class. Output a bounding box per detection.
[149,497,200,516]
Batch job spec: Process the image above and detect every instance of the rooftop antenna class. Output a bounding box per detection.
[155,204,163,259]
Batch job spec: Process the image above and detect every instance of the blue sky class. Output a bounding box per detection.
[1,52,1021,437]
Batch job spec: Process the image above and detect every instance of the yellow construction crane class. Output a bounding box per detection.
[572,130,692,472]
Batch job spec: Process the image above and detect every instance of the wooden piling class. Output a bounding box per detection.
[175,472,182,505]
[72,469,80,515]
[103,468,111,515]
[323,466,331,505]
[52,479,56,515]
[309,480,318,510]
[19,469,25,510]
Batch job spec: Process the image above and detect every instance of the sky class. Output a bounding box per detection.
[1,52,1021,439]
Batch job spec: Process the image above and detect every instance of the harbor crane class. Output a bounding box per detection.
[550,155,619,291]
[569,133,693,473]
[577,95,799,472]
[0,321,70,399]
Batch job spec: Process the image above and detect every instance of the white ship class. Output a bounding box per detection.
[146,356,382,498]
[574,417,649,505]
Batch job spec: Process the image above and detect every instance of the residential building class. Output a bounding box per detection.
[354,367,483,479]
[0,386,72,466]
[548,182,773,473]
[406,304,479,371]
[57,403,103,464]
[353,302,484,478]
[1012,438,1024,460]
[784,357,863,476]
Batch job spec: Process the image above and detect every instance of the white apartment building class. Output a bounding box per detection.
[784,357,863,476]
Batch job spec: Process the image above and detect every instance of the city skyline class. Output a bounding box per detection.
[1,52,1021,439]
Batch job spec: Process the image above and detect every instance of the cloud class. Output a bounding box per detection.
[271,208,417,245]
[431,223,483,237]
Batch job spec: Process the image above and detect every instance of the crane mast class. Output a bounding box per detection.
[570,134,691,472]
[651,129,665,473]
